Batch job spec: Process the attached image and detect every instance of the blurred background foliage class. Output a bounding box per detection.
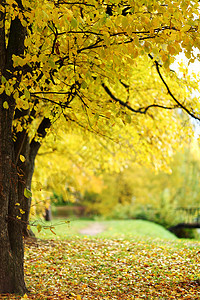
[30,57,197,236]
[82,141,200,228]
[32,137,200,239]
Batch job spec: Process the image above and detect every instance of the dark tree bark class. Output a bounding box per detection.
[14,117,51,237]
[0,95,27,294]
[0,0,28,294]
[14,130,34,237]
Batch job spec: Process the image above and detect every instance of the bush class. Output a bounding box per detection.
[51,192,66,206]
[110,203,181,229]
[169,227,200,239]
[110,204,151,220]
[51,191,79,207]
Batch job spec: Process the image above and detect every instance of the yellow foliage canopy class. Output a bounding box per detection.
[1,0,200,202]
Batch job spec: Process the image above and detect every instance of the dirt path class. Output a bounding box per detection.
[79,222,105,236]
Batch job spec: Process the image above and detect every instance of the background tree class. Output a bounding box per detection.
[1,0,200,295]
[81,139,200,228]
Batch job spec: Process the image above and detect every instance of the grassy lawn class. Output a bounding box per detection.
[2,219,200,299]
[98,220,177,240]
[30,218,177,240]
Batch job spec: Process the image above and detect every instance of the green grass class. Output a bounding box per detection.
[98,219,177,240]
[31,218,177,240]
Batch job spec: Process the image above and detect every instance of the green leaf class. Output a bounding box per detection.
[81,81,87,89]
[37,224,42,233]
[71,18,78,28]
[24,188,32,198]
[125,114,131,124]
[48,58,56,69]
[1,75,7,84]
[24,89,30,100]
[5,86,11,96]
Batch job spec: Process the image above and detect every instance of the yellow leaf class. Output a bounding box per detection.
[122,17,129,29]
[132,49,138,59]
[167,45,176,55]
[13,89,19,100]
[77,295,82,300]
[0,85,5,94]
[16,123,23,132]
[0,4,5,13]
[21,19,27,27]
[64,8,73,21]
[35,181,43,191]
[20,155,26,162]
[20,293,28,299]
[181,25,191,32]
[3,101,9,109]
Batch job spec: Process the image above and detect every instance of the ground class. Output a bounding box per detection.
[79,222,105,236]
[1,220,200,299]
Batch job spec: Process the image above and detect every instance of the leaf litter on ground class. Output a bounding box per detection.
[1,237,200,300]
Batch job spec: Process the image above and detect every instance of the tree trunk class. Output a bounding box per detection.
[15,118,52,237]
[14,130,35,237]
[0,0,28,294]
[16,136,40,237]
[0,0,51,292]
[0,98,27,294]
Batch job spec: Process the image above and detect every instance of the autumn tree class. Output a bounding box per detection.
[31,58,192,217]
[1,0,200,295]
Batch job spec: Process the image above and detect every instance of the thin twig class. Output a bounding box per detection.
[148,53,200,122]
[102,83,178,114]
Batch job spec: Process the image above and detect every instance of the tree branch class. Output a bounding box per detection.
[148,54,200,122]
[102,83,143,113]
[139,104,179,113]
[6,1,26,72]
[102,83,178,114]
[0,1,6,73]
[64,113,117,143]
[32,95,70,108]
[29,117,52,163]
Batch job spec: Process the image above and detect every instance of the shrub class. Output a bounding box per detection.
[110,203,181,229]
